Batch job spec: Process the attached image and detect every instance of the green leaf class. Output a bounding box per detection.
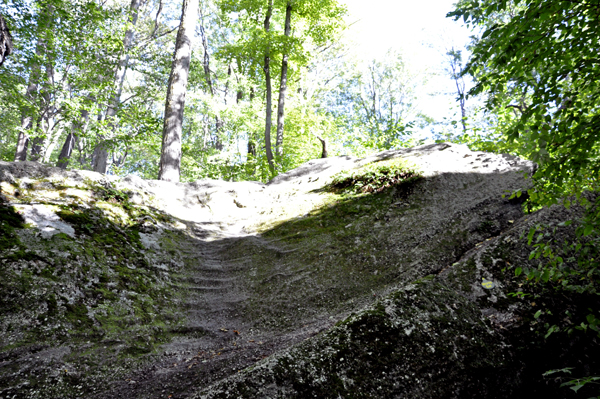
[527,227,536,245]
[543,367,573,376]
[545,325,559,339]
[571,385,584,393]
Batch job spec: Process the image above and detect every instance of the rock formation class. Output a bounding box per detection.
[0,143,597,398]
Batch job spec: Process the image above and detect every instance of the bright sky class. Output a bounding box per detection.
[341,0,476,134]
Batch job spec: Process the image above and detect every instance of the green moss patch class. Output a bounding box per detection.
[0,177,189,397]
[328,158,422,194]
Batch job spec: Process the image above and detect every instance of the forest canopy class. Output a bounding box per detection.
[0,0,442,183]
[0,0,598,200]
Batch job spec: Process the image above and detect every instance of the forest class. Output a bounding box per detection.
[0,0,438,184]
[0,0,597,191]
[1,0,599,299]
[0,0,599,395]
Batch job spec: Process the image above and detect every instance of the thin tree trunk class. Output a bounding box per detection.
[157,0,198,182]
[14,41,43,161]
[199,13,213,96]
[275,1,292,158]
[447,47,467,133]
[199,8,225,151]
[213,64,232,150]
[315,134,327,158]
[0,14,13,66]
[39,63,58,163]
[93,0,143,173]
[263,0,275,174]
[57,109,89,169]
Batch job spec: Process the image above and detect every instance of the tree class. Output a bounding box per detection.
[317,50,427,154]
[92,0,145,174]
[274,1,291,158]
[0,14,12,66]
[2,0,128,165]
[450,0,600,202]
[218,0,346,174]
[263,0,276,173]
[13,3,50,162]
[158,0,199,182]
[445,47,467,133]
[449,2,600,392]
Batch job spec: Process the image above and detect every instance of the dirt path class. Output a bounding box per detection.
[94,221,336,399]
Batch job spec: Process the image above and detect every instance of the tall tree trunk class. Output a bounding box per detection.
[263,0,275,174]
[447,48,467,133]
[26,3,59,163]
[199,9,224,151]
[275,1,292,158]
[0,14,13,67]
[38,63,58,163]
[92,0,143,174]
[57,109,89,169]
[199,12,213,97]
[14,41,44,161]
[157,0,198,182]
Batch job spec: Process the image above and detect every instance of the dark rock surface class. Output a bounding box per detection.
[1,143,597,398]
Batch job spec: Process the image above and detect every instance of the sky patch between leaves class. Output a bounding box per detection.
[341,0,475,126]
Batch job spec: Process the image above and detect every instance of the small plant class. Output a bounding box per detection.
[543,368,600,397]
[329,158,422,194]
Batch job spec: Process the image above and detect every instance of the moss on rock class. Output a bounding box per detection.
[196,280,515,399]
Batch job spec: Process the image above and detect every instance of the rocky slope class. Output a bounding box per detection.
[0,143,597,398]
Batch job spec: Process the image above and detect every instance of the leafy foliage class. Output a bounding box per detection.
[450,0,600,203]
[449,0,600,391]
[317,49,429,154]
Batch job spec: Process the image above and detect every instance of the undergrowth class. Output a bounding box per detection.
[329,158,422,194]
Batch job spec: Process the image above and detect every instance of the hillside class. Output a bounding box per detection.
[1,143,598,398]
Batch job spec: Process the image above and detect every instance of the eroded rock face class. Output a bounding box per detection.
[3,143,595,399]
